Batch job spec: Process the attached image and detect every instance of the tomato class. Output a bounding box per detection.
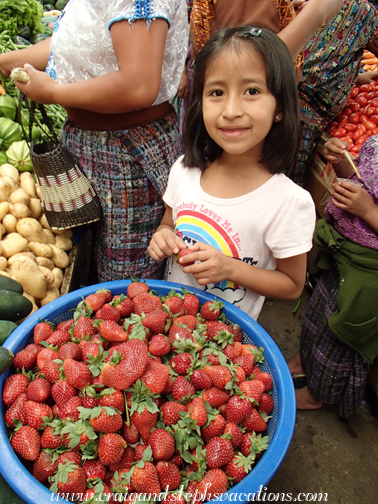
[338,119,348,129]
[336,114,348,124]
[371,128,378,135]
[344,123,358,132]
[356,95,368,106]
[364,120,377,130]
[331,128,347,138]
[345,132,355,140]
[369,115,378,124]
[371,99,378,107]
[326,121,338,133]
[348,113,361,124]
[340,137,353,148]
[364,106,375,117]
[359,84,373,93]
[356,134,369,145]
[366,91,378,100]
[350,87,359,98]
[349,102,361,112]
[360,115,370,124]
[342,108,352,116]
[349,145,362,154]
[352,129,365,140]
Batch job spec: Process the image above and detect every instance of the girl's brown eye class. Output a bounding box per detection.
[246,88,258,96]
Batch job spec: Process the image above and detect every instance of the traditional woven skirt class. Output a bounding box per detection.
[62,109,183,282]
[300,268,370,418]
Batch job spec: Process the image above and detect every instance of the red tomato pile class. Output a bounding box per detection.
[326,80,378,154]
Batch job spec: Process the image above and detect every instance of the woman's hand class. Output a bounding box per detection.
[13,64,59,104]
[322,137,349,164]
[332,182,376,221]
[357,71,378,85]
[178,241,232,285]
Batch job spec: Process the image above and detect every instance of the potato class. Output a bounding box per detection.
[8,252,36,266]
[35,184,41,200]
[0,243,3,258]
[2,213,17,234]
[50,244,69,269]
[16,292,39,323]
[9,203,31,219]
[38,265,55,287]
[10,188,30,207]
[43,229,55,245]
[28,241,54,258]
[11,255,47,299]
[52,267,64,289]
[0,256,7,271]
[29,198,43,220]
[1,232,28,258]
[53,228,74,238]
[0,223,5,239]
[19,172,36,198]
[0,179,11,202]
[17,217,48,244]
[39,285,60,307]
[0,269,10,277]
[39,214,52,231]
[35,257,55,270]
[1,176,18,194]
[55,234,73,252]
[0,201,9,221]
[0,163,19,183]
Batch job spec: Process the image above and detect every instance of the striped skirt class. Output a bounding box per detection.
[300,267,370,418]
[62,109,183,283]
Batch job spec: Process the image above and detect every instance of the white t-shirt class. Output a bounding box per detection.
[46,0,188,105]
[163,156,316,320]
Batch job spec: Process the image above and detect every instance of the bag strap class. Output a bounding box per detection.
[18,93,59,146]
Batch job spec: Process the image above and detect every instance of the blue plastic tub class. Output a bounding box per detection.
[0,280,296,504]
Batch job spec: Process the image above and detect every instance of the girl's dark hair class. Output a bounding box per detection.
[183,25,300,174]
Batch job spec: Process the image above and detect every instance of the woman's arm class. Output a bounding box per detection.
[0,38,51,77]
[14,19,169,113]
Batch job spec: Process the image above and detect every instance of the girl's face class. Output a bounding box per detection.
[202,44,278,160]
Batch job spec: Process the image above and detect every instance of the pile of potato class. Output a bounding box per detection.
[0,163,73,317]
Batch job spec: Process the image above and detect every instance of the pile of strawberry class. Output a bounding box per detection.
[2,281,275,504]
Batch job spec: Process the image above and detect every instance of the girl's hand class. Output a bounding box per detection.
[322,138,349,164]
[148,227,186,262]
[179,241,231,285]
[332,182,375,220]
[13,64,58,104]
[357,71,378,85]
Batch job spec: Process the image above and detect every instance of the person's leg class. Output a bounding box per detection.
[287,349,305,376]
[296,386,323,410]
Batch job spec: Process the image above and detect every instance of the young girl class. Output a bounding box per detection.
[288,135,378,417]
[148,26,316,320]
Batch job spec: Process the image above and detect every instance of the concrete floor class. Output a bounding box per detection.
[258,287,378,504]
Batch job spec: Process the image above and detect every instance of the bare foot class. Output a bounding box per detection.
[296,386,323,410]
[287,350,305,376]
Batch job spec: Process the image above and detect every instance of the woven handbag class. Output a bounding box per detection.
[18,94,103,231]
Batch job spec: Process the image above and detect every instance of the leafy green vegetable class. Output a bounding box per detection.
[0,0,44,37]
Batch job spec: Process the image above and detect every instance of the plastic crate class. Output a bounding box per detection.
[0,280,296,504]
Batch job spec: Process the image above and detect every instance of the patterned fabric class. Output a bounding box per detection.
[292,0,378,186]
[325,135,378,249]
[62,110,183,282]
[300,268,370,418]
[47,0,188,105]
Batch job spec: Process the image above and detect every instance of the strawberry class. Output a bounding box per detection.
[24,343,43,357]
[190,369,213,390]
[57,451,82,466]
[173,314,198,330]
[2,373,30,405]
[206,436,234,469]
[149,334,171,356]
[72,315,97,340]
[98,432,127,466]
[112,294,134,318]
[82,483,114,503]
[101,339,148,390]
[188,397,207,427]
[130,461,161,494]
[168,323,194,346]
[63,358,92,389]
[225,453,254,483]
[227,323,244,342]
[156,460,182,491]
[226,395,252,425]
[164,295,185,317]
[5,392,28,428]
[196,468,228,501]
[170,352,193,375]
[201,414,227,444]
[200,299,224,321]
[59,396,83,422]
[177,247,197,266]
[257,372,273,391]
[127,279,150,299]
[36,347,59,370]
[89,407,124,433]
[42,360,62,383]
[148,428,176,461]
[24,400,52,429]
[240,431,269,458]
[135,443,149,460]
[83,459,107,481]
[26,377,51,403]
[46,330,71,348]
[33,321,54,344]
[13,349,36,371]
[40,426,65,449]
[56,319,75,332]
[171,375,195,402]
[131,406,158,444]
[205,321,230,341]
[11,425,41,461]
[32,450,59,483]
[51,379,77,410]
[242,407,267,433]
[58,341,82,361]
[251,365,262,377]
[85,291,108,312]
[203,365,232,390]
[142,309,169,335]
[259,393,274,414]
[99,390,124,413]
[96,303,121,323]
[223,422,244,449]
[140,358,170,394]
[50,461,87,496]
[121,419,140,444]
[202,387,230,408]
[99,319,128,342]
[160,401,186,426]
[182,291,200,316]
[239,379,265,404]
[133,292,162,315]
[233,354,255,376]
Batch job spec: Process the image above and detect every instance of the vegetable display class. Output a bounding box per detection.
[2,282,274,500]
